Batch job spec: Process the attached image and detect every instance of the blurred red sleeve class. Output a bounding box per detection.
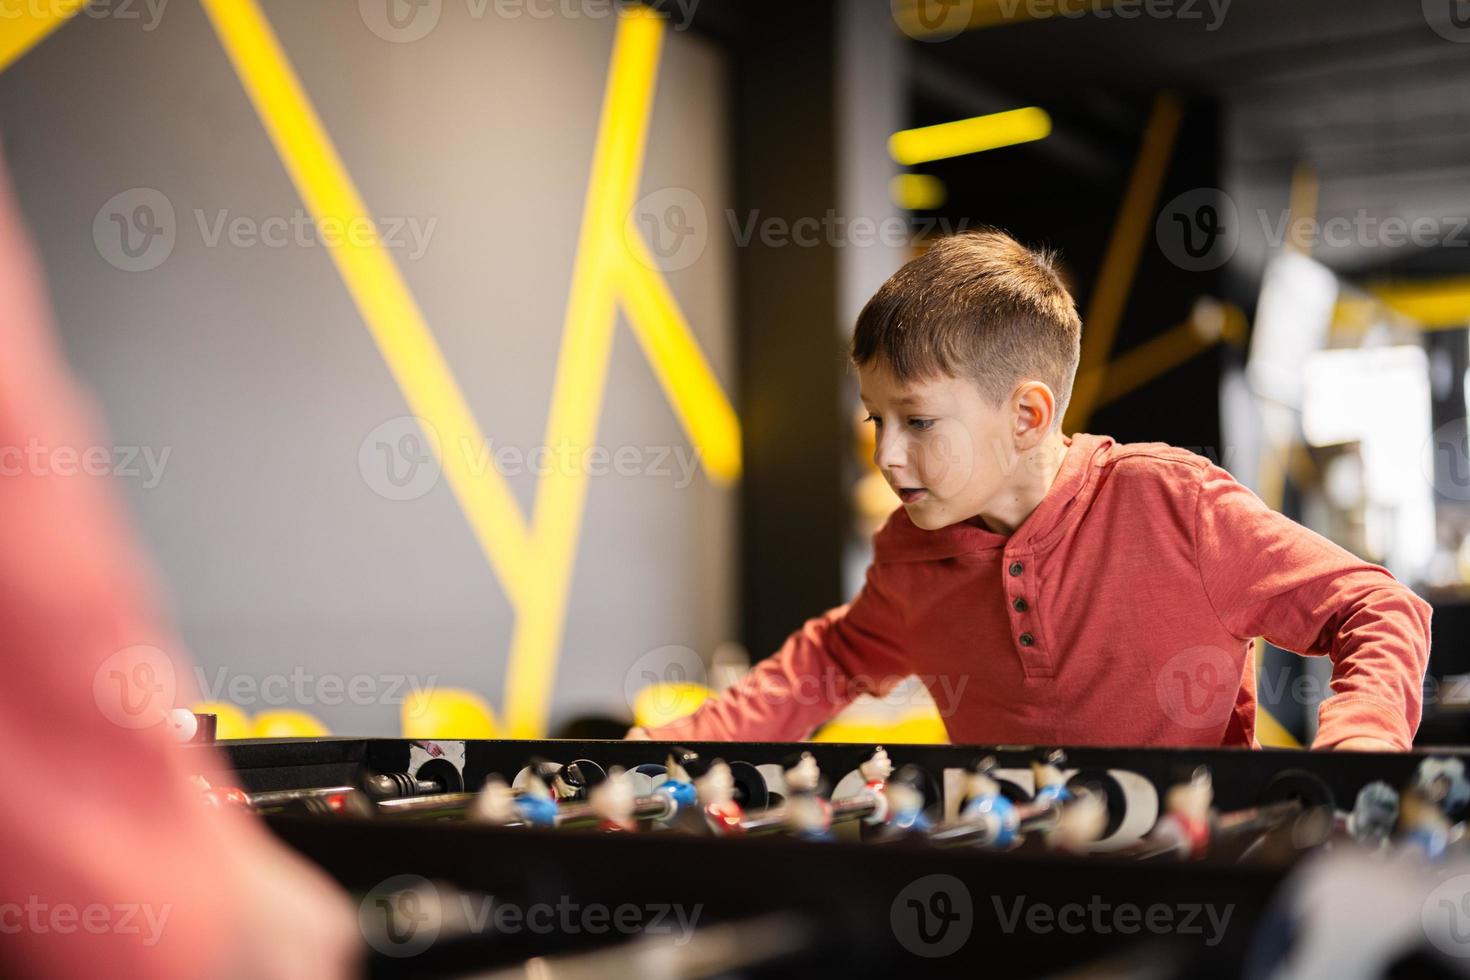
[0,158,358,980]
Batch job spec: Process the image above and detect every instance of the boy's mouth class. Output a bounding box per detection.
[897,487,928,504]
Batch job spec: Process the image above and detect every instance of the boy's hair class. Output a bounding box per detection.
[850,230,1083,427]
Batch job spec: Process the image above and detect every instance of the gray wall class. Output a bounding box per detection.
[0,0,736,734]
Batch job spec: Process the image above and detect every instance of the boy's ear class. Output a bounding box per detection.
[1012,381,1056,446]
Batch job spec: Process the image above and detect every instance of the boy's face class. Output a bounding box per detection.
[858,360,1016,531]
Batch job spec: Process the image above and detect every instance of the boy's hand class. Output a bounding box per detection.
[625,726,652,740]
[1331,736,1399,752]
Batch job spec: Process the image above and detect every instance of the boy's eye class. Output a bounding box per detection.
[908,418,936,431]
[863,413,882,428]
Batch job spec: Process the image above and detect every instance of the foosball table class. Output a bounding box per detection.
[183,737,1470,978]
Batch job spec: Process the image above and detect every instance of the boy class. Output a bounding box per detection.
[634,231,1430,750]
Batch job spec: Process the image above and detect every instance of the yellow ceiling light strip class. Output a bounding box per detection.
[889,173,946,211]
[888,106,1051,166]
[619,231,741,484]
[893,0,1119,36]
[0,0,88,73]
[1371,277,1470,328]
[201,0,738,737]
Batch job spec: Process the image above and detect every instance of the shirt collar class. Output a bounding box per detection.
[874,433,1114,562]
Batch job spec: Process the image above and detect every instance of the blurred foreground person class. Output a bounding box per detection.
[0,157,358,978]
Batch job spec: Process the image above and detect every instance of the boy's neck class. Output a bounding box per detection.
[966,431,1071,537]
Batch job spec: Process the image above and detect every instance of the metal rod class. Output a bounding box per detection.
[375,792,477,818]
[1213,799,1303,839]
[245,786,357,810]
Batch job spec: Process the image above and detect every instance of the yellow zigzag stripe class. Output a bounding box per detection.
[198,0,739,736]
[0,0,87,74]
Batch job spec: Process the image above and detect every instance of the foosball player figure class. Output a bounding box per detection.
[525,758,569,802]
[690,758,745,837]
[1398,787,1451,860]
[514,770,560,828]
[551,760,604,803]
[1345,781,1399,850]
[1032,750,1073,806]
[589,768,637,833]
[960,760,1019,848]
[199,784,251,810]
[858,746,894,825]
[885,765,933,834]
[473,775,518,825]
[1050,786,1108,853]
[1413,757,1470,820]
[1151,767,1214,859]
[656,747,701,814]
[782,750,834,841]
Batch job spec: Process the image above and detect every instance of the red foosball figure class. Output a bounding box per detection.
[589,768,637,833]
[783,751,833,841]
[691,759,745,836]
[859,746,894,825]
[472,775,519,826]
[1151,768,1214,858]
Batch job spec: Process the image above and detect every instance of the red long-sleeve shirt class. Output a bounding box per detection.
[649,434,1431,749]
[0,158,355,979]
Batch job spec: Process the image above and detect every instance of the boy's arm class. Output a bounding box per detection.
[640,564,911,742]
[1193,462,1432,750]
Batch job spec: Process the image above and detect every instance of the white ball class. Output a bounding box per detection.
[166,707,198,743]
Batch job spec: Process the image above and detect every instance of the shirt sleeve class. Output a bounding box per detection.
[1192,461,1432,749]
[0,157,357,980]
[644,563,912,742]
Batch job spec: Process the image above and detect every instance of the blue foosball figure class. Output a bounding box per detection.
[655,747,701,815]
[1032,751,1073,806]
[961,765,1019,848]
[513,771,559,828]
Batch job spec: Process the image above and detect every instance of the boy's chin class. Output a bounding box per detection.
[903,501,951,531]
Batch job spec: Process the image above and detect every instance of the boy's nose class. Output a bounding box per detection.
[874,432,907,472]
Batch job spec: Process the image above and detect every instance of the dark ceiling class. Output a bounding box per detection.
[907,0,1470,278]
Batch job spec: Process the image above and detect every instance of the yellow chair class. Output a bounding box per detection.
[810,720,895,744]
[886,714,950,745]
[813,711,950,745]
[251,709,330,738]
[401,688,498,739]
[632,682,714,730]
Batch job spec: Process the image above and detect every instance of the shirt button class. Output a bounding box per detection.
[1019,632,1035,647]
[1013,597,1028,612]
[1009,561,1024,576]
